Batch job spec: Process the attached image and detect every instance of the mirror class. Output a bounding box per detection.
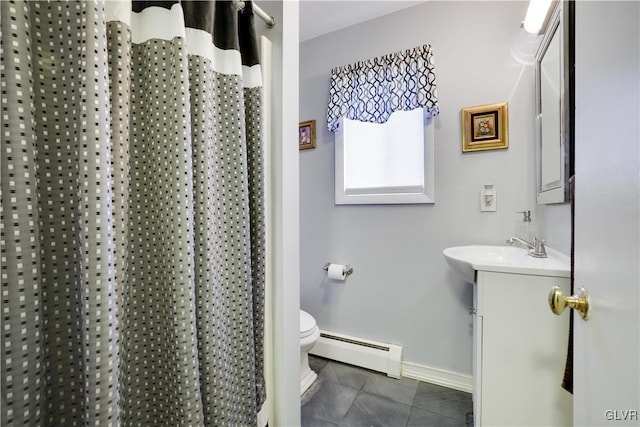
[535,0,574,204]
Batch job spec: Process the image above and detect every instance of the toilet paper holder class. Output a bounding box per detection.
[323,262,354,277]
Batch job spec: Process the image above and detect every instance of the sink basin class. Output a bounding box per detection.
[443,245,570,284]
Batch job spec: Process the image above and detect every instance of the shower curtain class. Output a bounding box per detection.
[1,1,266,425]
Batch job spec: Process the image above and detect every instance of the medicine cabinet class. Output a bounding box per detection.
[535,0,574,204]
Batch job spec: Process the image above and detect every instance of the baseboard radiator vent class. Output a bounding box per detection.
[309,330,402,379]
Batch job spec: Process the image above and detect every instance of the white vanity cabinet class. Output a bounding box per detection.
[472,271,573,427]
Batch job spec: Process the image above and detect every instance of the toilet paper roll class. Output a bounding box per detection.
[327,264,347,281]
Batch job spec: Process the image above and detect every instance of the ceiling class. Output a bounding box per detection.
[299,1,425,42]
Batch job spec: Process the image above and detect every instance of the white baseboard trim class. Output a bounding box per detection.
[401,361,472,393]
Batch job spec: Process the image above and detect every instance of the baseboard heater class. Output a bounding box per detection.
[309,330,402,379]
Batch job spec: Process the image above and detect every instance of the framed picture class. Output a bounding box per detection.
[461,102,509,152]
[299,120,316,150]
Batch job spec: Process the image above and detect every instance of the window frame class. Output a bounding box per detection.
[334,114,435,205]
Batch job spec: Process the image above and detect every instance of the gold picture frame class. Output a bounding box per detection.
[299,120,316,150]
[461,102,509,152]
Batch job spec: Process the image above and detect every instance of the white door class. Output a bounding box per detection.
[573,2,639,425]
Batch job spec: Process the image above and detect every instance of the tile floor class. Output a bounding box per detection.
[301,356,473,427]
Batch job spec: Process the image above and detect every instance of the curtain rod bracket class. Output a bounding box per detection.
[234,0,275,28]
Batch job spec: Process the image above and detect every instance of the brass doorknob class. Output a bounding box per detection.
[548,286,590,320]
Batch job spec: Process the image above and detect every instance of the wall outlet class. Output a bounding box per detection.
[480,185,497,212]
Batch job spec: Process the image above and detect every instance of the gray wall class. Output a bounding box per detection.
[299,1,570,375]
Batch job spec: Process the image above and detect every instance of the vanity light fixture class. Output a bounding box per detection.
[523,0,555,34]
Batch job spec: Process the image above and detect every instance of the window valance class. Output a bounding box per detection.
[327,44,439,132]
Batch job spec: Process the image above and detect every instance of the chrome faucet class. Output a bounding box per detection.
[506,236,548,258]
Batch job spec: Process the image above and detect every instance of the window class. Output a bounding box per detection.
[335,108,435,205]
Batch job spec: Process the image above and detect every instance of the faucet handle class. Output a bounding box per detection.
[531,238,548,258]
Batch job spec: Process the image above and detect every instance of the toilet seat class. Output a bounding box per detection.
[300,310,317,338]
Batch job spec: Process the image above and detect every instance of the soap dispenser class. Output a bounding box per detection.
[516,210,537,242]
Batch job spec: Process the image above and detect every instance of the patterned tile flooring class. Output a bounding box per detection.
[301,356,473,427]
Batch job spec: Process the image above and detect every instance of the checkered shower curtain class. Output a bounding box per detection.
[1,1,266,425]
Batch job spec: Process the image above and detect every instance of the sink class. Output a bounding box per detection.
[443,245,570,284]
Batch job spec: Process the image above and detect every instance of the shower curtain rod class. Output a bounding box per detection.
[234,1,276,28]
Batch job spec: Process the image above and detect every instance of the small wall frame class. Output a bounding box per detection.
[461,102,509,152]
[299,120,316,150]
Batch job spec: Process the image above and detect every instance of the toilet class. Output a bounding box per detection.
[299,309,320,395]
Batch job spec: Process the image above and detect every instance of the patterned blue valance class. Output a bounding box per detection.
[327,44,439,131]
